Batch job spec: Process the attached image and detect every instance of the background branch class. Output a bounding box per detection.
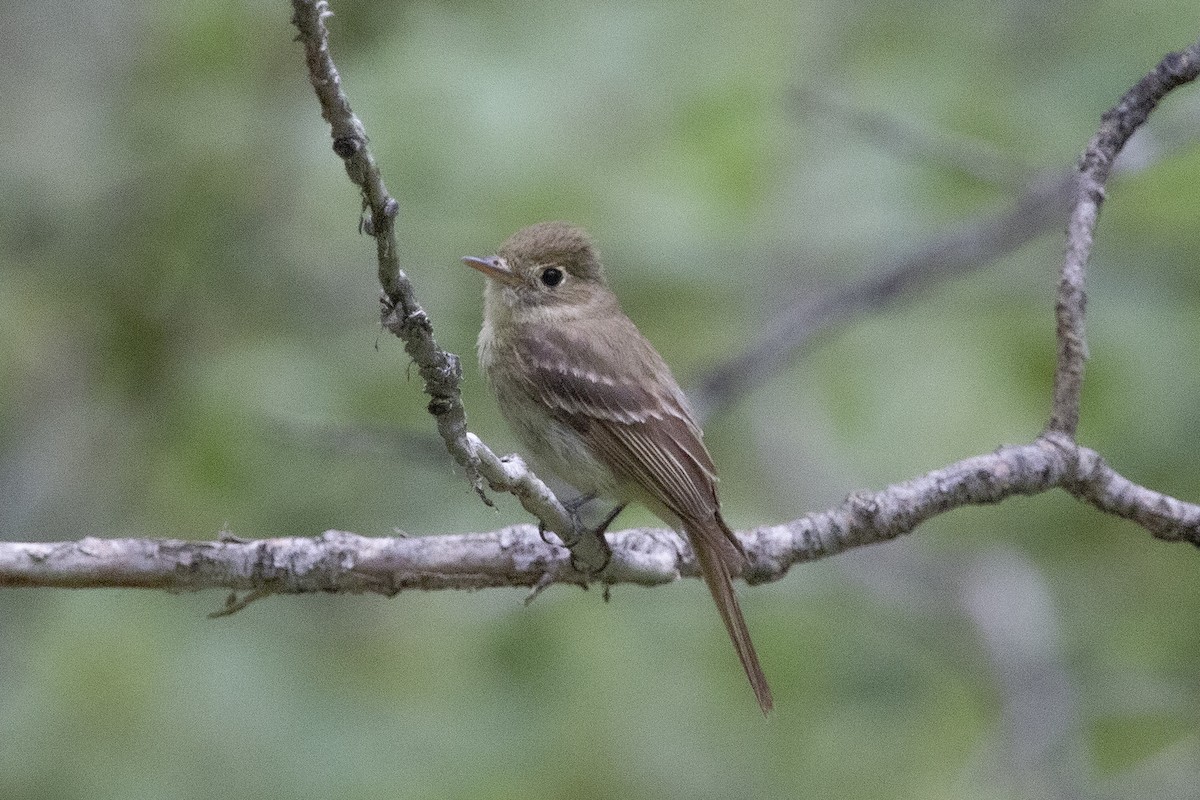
[795,87,1032,187]
[691,168,1075,421]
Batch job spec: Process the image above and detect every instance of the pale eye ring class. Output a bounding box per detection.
[540,267,564,287]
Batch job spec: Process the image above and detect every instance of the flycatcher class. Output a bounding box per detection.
[463,221,773,714]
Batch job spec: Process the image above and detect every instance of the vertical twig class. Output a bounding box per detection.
[290,0,481,494]
[1048,41,1200,437]
[288,0,611,572]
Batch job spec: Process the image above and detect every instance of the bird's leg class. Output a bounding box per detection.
[534,494,623,575]
[565,492,598,518]
[593,503,627,538]
[538,493,596,546]
[567,503,625,575]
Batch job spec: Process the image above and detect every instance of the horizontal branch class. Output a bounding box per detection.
[2,435,1195,599]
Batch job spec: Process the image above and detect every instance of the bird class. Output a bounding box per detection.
[463,221,773,714]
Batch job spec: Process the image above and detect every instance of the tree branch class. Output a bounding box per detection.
[3,16,1197,597]
[1048,39,1200,436]
[2,434,1195,594]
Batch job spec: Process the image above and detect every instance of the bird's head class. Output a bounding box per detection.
[463,221,613,318]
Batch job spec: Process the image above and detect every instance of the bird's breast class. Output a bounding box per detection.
[477,321,622,499]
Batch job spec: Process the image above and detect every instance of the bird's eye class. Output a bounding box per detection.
[540,267,564,287]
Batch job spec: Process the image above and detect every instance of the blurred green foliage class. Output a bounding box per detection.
[2,1,1198,798]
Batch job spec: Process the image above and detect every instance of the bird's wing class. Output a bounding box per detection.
[514,320,724,530]
[515,320,769,712]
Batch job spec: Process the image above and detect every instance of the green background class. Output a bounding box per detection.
[2,1,1198,798]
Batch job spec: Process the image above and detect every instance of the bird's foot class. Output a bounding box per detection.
[536,496,623,576]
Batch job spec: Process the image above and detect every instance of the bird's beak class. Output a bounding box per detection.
[462,255,521,287]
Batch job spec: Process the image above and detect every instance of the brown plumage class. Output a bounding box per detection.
[464,221,773,714]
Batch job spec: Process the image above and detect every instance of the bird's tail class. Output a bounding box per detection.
[687,516,773,715]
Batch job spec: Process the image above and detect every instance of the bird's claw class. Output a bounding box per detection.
[538,518,577,548]
[538,497,615,575]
